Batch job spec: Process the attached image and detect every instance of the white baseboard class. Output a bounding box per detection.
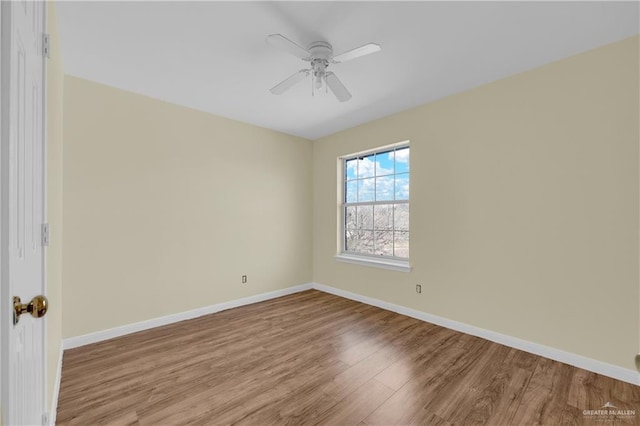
[63,283,313,350]
[312,282,640,386]
[49,344,63,426]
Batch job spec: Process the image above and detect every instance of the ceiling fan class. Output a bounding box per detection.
[266,34,381,102]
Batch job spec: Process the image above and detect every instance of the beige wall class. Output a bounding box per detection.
[313,36,640,371]
[46,0,64,414]
[62,77,313,338]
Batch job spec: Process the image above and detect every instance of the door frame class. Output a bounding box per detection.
[1,1,9,421]
[0,1,50,423]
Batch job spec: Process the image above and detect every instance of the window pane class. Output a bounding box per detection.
[394,147,410,173]
[394,204,409,231]
[357,205,373,230]
[359,230,374,254]
[395,173,409,200]
[346,158,357,180]
[394,231,409,258]
[345,206,356,230]
[345,229,359,253]
[375,151,394,176]
[374,231,393,256]
[346,229,375,254]
[345,181,357,203]
[374,204,393,230]
[357,154,375,178]
[375,176,394,201]
[358,178,375,202]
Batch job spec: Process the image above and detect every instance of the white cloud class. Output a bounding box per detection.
[358,157,376,177]
[388,149,409,164]
[348,156,393,179]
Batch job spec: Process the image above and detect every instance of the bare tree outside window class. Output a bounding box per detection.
[343,145,409,259]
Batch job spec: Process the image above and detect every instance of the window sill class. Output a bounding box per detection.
[334,253,412,272]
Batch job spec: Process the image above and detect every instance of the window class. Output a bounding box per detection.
[339,143,409,270]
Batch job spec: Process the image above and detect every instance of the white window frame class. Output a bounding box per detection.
[335,141,411,272]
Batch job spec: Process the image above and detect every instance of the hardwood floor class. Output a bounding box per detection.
[56,290,639,425]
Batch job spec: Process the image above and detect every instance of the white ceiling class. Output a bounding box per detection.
[56,1,639,140]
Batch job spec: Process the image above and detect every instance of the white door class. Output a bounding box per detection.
[1,1,47,425]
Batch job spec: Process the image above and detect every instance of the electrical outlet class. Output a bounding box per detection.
[416,284,421,294]
[242,275,247,284]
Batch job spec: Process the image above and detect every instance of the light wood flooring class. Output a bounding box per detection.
[57,289,639,425]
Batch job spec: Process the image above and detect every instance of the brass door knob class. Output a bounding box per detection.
[13,295,48,325]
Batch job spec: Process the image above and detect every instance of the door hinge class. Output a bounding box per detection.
[43,33,50,58]
[41,223,49,246]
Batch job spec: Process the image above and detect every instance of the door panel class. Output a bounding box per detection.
[3,1,46,425]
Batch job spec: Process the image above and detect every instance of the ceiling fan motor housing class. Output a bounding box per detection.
[307,41,333,60]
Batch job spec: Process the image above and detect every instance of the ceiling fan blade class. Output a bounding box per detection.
[332,43,381,63]
[325,72,351,102]
[266,34,311,60]
[270,70,310,95]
